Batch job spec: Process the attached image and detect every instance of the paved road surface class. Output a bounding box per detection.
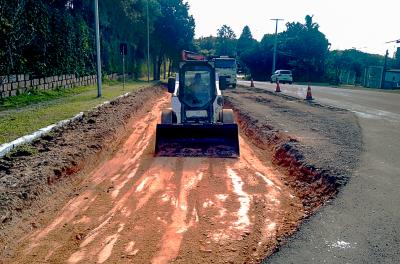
[238,81,400,263]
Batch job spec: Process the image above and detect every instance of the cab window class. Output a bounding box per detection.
[181,69,212,108]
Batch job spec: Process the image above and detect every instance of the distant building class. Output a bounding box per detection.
[365,66,383,88]
[384,69,400,89]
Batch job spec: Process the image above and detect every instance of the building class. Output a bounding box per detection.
[384,69,400,89]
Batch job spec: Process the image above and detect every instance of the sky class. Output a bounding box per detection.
[185,0,399,56]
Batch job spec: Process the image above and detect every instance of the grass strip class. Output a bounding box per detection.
[0,80,155,144]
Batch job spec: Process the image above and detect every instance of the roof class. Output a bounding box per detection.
[387,69,400,73]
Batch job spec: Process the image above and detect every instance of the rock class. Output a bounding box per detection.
[200,246,212,253]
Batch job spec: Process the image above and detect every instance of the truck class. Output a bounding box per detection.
[154,53,240,157]
[213,56,237,88]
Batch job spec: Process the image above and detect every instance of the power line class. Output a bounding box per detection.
[385,39,400,44]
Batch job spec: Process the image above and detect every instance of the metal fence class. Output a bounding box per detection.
[365,66,383,88]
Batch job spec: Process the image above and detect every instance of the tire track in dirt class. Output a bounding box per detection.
[5,95,305,264]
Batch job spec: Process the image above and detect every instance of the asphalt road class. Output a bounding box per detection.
[238,81,400,263]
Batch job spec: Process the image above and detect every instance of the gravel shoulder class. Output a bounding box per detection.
[224,86,362,246]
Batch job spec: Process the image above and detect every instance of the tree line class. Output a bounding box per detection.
[1,3,398,84]
[196,15,399,84]
[0,0,195,80]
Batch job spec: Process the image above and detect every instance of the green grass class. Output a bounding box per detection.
[0,80,155,144]
[0,86,92,110]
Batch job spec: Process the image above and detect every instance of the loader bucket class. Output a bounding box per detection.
[155,124,240,158]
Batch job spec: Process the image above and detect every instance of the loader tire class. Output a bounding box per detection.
[222,109,234,124]
[161,109,173,124]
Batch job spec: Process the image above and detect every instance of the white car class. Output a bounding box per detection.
[270,70,293,84]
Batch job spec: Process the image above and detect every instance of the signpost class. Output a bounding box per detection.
[120,43,128,90]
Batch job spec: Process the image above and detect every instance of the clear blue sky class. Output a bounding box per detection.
[186,0,399,56]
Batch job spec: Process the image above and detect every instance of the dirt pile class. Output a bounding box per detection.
[225,86,362,213]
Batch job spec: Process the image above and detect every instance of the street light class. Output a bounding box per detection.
[270,18,284,74]
[94,0,102,97]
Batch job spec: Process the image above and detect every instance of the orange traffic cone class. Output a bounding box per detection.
[306,85,313,100]
[250,78,255,87]
[275,80,281,92]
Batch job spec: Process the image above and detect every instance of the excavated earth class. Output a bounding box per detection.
[0,85,361,263]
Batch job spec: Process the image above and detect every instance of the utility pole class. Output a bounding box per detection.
[146,0,150,82]
[270,18,284,74]
[94,0,102,97]
[381,49,389,89]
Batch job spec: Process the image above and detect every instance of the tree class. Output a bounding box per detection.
[237,26,257,56]
[237,16,330,81]
[325,48,387,85]
[395,48,400,68]
[279,15,330,81]
[236,26,257,74]
[0,0,195,79]
[152,0,195,80]
[195,36,217,57]
[240,34,274,80]
[216,25,237,57]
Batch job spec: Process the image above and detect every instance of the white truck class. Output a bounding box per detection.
[213,57,237,88]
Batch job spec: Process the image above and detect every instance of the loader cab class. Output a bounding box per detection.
[179,62,216,109]
[177,62,216,123]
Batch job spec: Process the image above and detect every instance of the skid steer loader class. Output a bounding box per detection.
[154,57,240,158]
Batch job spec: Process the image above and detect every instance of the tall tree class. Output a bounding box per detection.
[237,26,257,56]
[216,25,237,57]
[236,26,258,74]
[280,15,330,81]
[152,0,195,80]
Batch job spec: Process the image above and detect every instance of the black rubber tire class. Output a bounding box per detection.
[222,109,234,124]
[161,109,173,124]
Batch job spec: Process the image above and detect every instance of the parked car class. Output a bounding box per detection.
[270,70,293,84]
